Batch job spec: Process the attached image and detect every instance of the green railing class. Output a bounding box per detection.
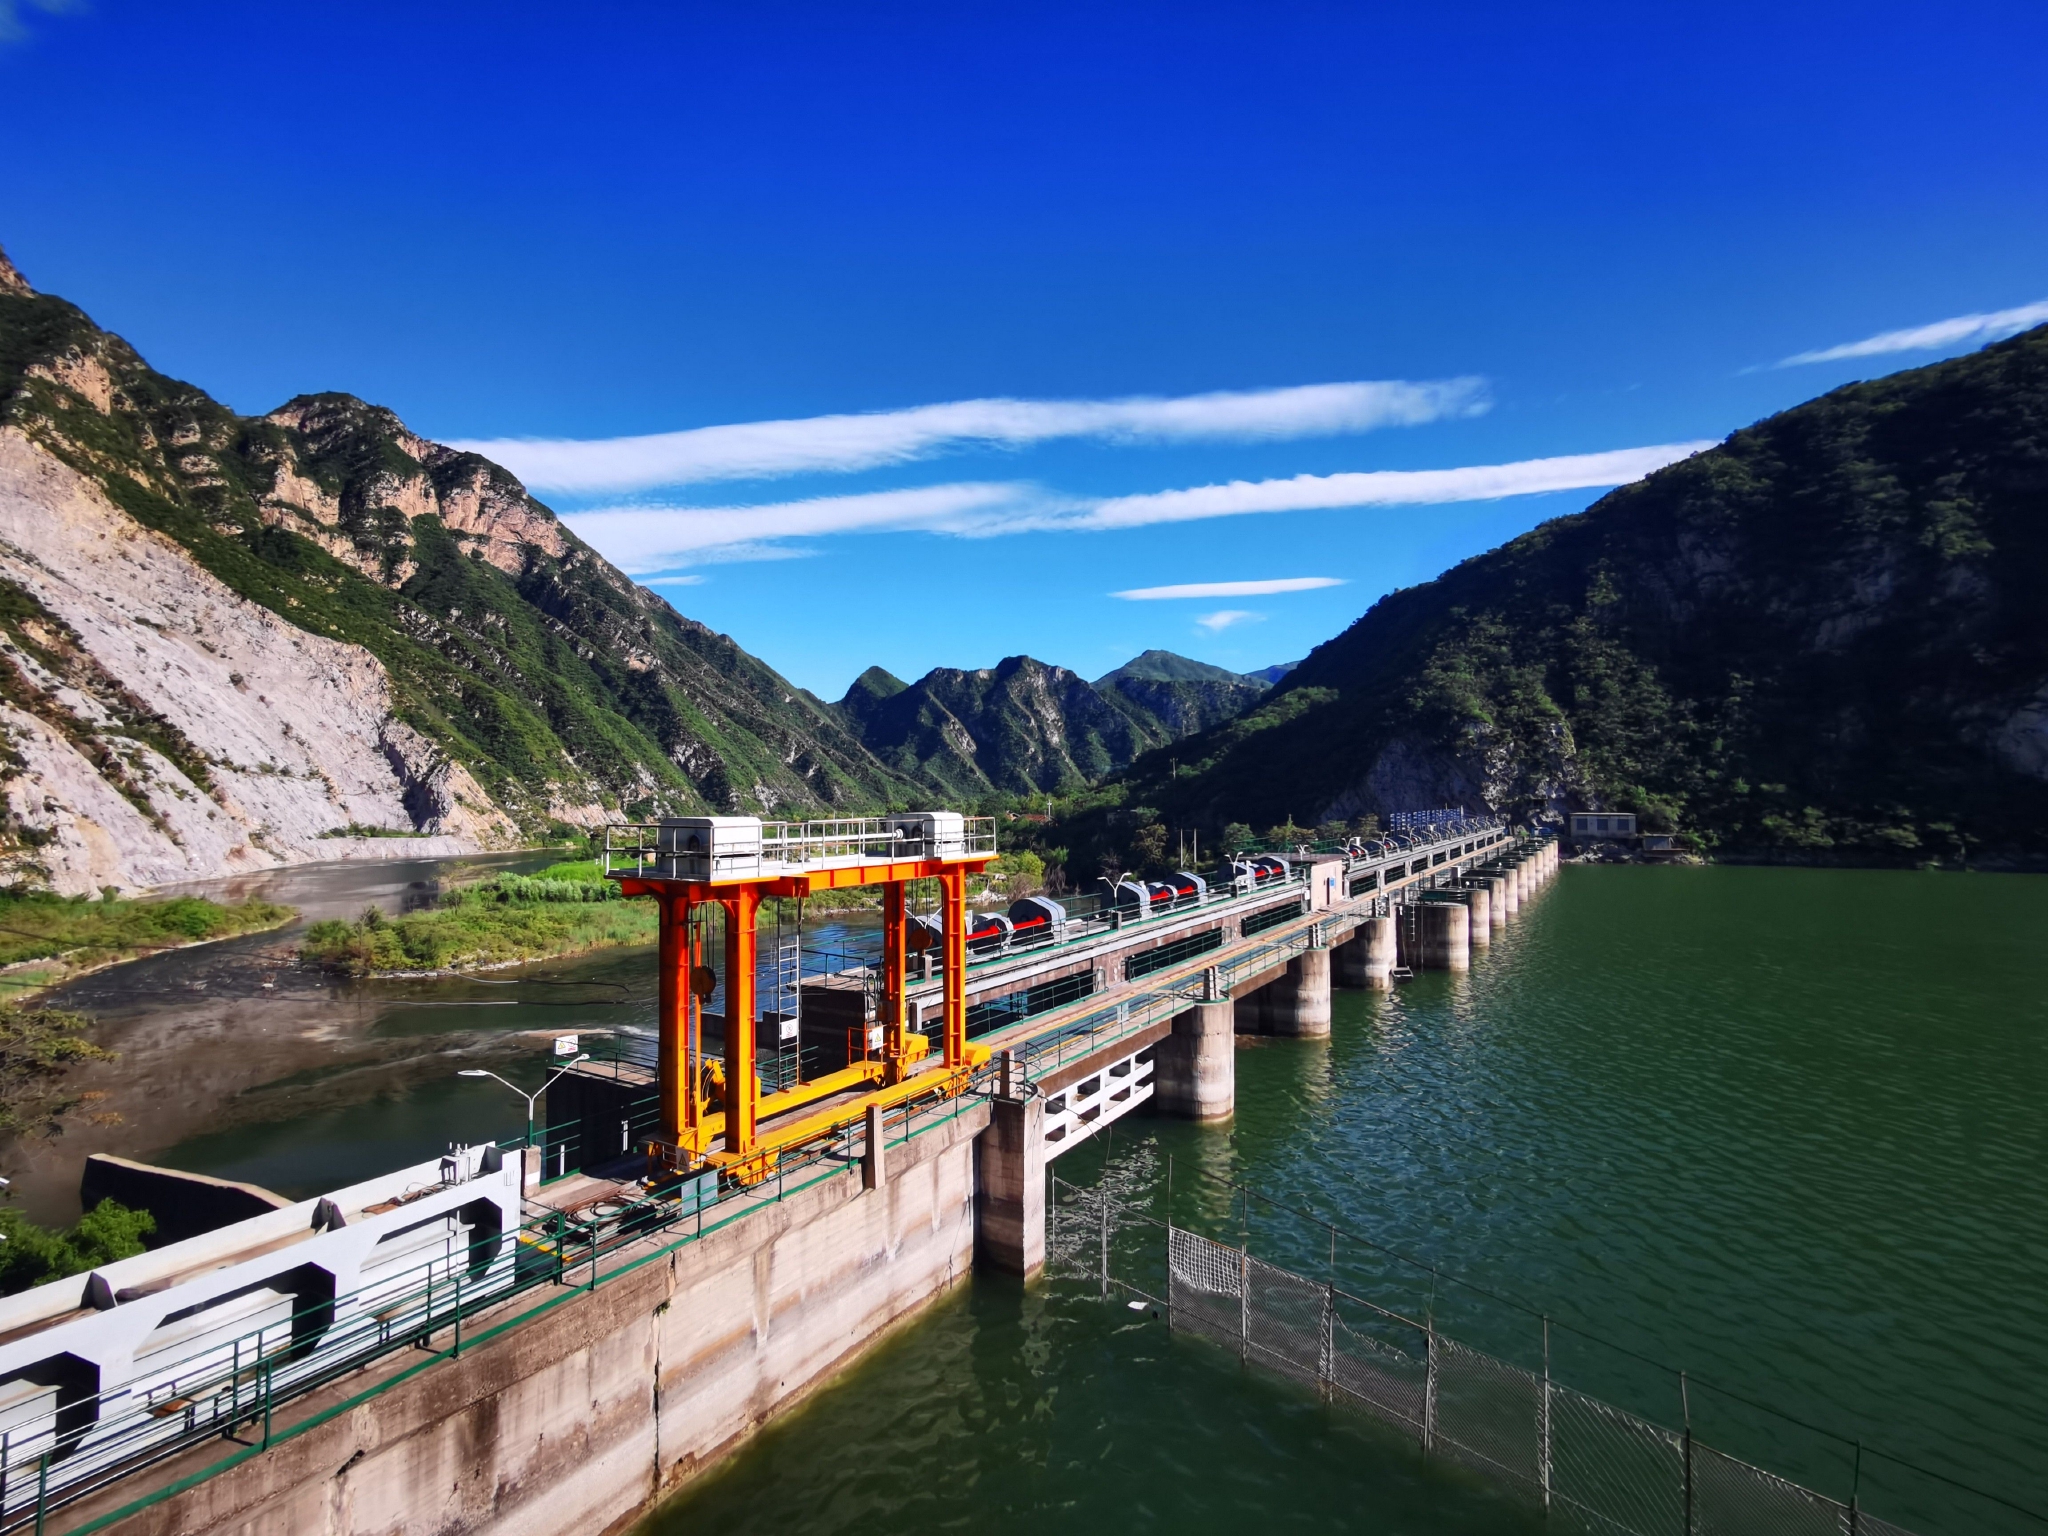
[25,1086,995,1536]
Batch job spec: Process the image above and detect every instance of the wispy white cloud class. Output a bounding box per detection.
[1078,443,1716,530]
[565,482,1040,572]
[0,0,80,47]
[453,378,1489,494]
[1196,610,1263,633]
[642,573,706,586]
[563,441,1714,569]
[1776,300,2048,367]
[1114,577,1345,600]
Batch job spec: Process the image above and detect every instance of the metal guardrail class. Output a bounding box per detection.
[602,817,999,881]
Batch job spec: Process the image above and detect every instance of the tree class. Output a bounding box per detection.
[1127,823,1170,879]
[0,1200,155,1295]
[1262,818,1307,848]
[1221,822,1255,854]
[0,1003,116,1138]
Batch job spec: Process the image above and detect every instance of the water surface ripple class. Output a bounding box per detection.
[646,867,2048,1536]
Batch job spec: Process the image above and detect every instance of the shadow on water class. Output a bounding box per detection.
[9,860,2044,1534]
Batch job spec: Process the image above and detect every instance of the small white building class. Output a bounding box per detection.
[1568,811,1637,839]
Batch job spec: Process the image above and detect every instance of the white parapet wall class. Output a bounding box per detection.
[0,1144,523,1516]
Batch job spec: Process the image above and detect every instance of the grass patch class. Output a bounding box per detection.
[0,890,297,998]
[299,871,656,976]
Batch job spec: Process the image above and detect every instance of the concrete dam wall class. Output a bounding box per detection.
[79,1104,989,1536]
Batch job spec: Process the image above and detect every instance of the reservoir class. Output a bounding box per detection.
[640,866,2047,1536]
[24,864,2048,1535]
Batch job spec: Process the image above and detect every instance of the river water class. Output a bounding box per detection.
[16,854,881,1220]
[18,863,2046,1535]
[638,867,2047,1536]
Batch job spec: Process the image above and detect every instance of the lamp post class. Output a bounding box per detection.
[458,1055,589,1147]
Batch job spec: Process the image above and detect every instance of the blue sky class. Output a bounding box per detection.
[5,1,2045,696]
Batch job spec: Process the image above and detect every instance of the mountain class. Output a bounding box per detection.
[834,656,1171,797]
[1091,649,1270,738]
[1248,661,1299,685]
[1118,328,2048,863]
[832,649,1273,798]
[1093,649,1260,687]
[0,245,907,892]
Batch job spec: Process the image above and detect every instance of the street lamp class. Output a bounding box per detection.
[458,1055,589,1148]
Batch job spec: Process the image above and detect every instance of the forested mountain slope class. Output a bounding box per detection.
[833,649,1273,798]
[1093,650,1269,736]
[835,656,1171,797]
[0,246,907,890]
[1116,328,2048,862]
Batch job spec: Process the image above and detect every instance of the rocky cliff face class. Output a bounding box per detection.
[0,246,911,889]
[0,429,516,891]
[1124,327,2048,863]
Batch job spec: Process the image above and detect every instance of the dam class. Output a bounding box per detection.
[6,812,1553,1534]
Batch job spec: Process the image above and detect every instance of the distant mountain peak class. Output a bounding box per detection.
[840,665,909,705]
[0,244,32,298]
[1094,649,1266,688]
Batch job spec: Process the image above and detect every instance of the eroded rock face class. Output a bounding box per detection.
[1322,722,1584,826]
[260,396,568,583]
[0,429,519,893]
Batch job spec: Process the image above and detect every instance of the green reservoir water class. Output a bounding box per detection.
[641,867,2048,1536]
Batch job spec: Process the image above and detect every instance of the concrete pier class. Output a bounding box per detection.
[1418,901,1471,971]
[1362,915,1397,987]
[1152,999,1236,1120]
[1497,868,1520,918]
[1234,944,1332,1036]
[977,1096,1046,1277]
[1271,944,1332,1035]
[1464,884,1492,947]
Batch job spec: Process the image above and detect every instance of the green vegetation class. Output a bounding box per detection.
[0,283,912,838]
[0,889,296,998]
[1092,649,1267,689]
[0,1199,155,1295]
[833,653,1262,799]
[0,1001,115,1136]
[299,865,656,975]
[1101,326,2048,865]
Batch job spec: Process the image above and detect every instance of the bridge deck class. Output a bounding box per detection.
[975,830,1521,1087]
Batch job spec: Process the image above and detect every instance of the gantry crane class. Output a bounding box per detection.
[605,812,997,1182]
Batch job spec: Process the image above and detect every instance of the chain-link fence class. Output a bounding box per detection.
[1049,1173,2029,1536]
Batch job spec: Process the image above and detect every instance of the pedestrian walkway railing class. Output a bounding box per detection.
[1049,1170,2045,1536]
